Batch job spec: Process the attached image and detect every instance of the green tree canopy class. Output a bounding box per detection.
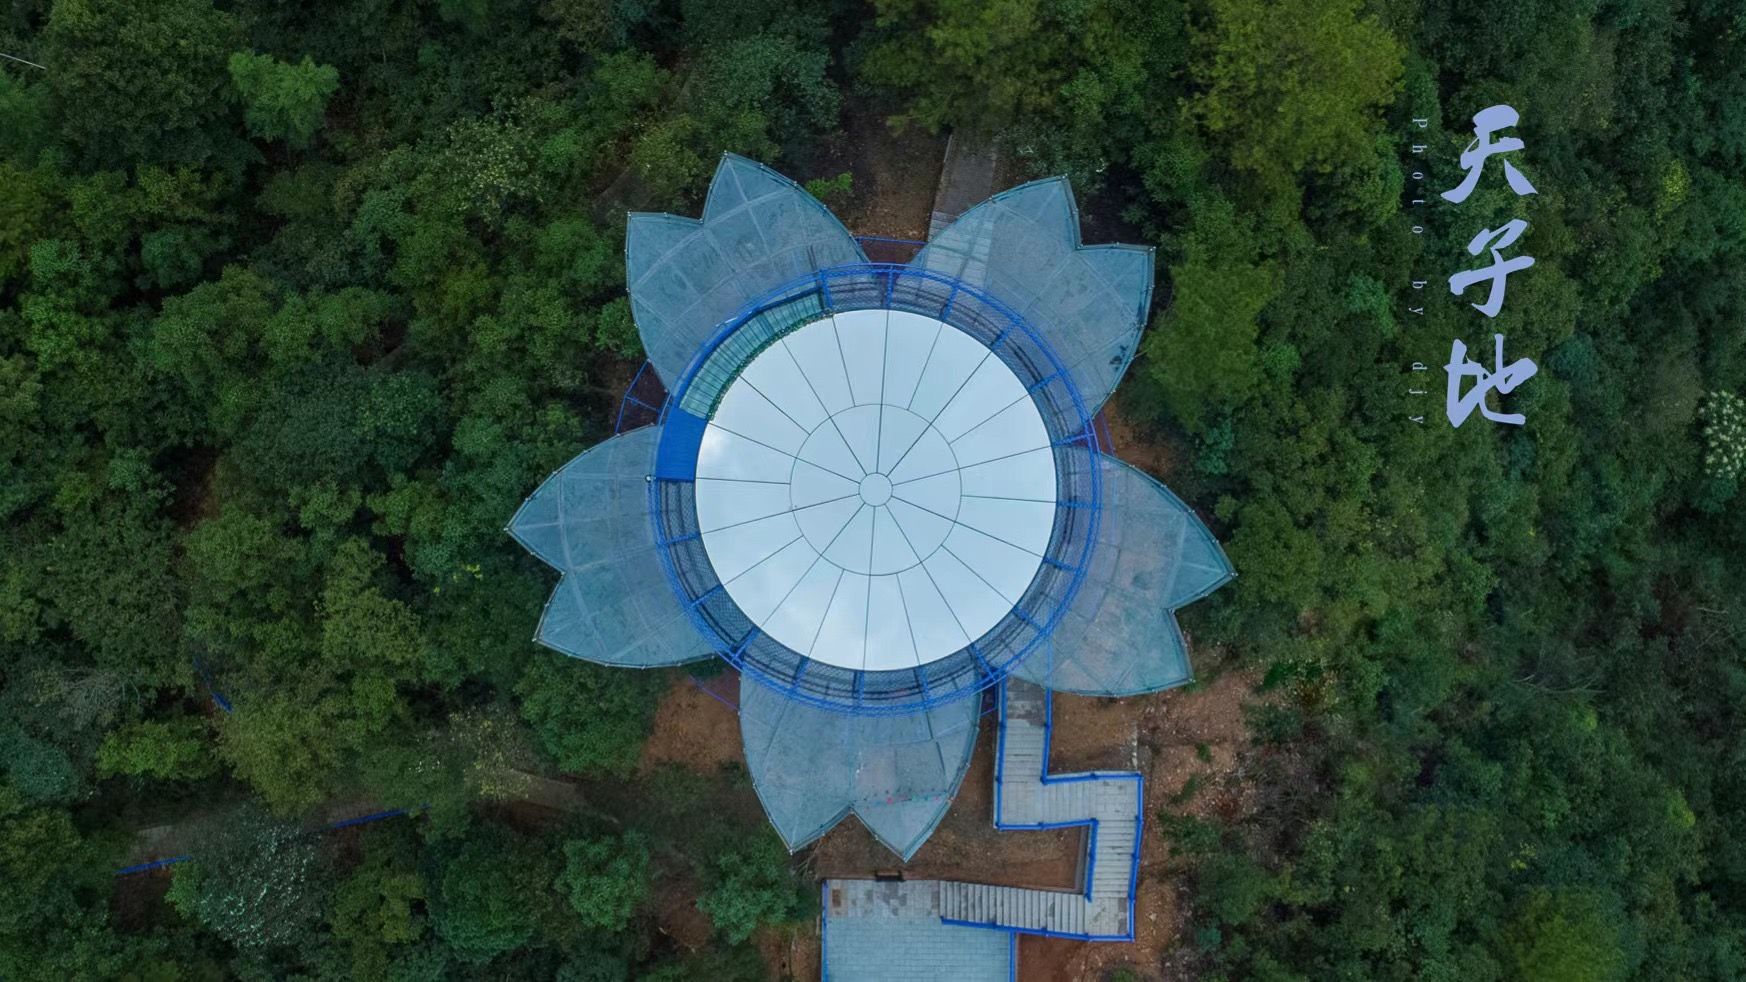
[1188,0,1404,195]
[227,52,341,148]
[696,833,807,944]
[556,832,651,933]
[164,804,330,950]
[42,0,242,167]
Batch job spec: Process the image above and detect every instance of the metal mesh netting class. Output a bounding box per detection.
[627,155,868,391]
[739,676,981,859]
[1010,453,1235,695]
[507,427,716,667]
[912,179,1153,417]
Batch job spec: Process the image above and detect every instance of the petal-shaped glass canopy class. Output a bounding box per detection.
[513,155,1236,868]
[739,674,980,859]
[627,154,869,391]
[508,426,716,667]
[911,179,1153,417]
[1009,453,1234,695]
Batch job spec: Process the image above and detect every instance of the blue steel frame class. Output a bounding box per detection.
[820,881,831,982]
[614,360,667,435]
[642,262,1106,717]
[853,234,927,265]
[939,679,1143,942]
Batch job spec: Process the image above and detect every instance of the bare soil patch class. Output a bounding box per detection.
[815,107,946,241]
[1100,400,1180,482]
[757,920,822,982]
[653,869,715,951]
[110,867,175,932]
[637,675,745,776]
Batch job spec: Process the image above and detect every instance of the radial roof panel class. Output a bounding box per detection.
[1008,452,1235,696]
[740,675,980,858]
[695,311,1057,671]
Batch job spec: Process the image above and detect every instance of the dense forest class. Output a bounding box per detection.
[1,0,1742,978]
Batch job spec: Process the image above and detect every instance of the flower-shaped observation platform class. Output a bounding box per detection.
[508,155,1233,860]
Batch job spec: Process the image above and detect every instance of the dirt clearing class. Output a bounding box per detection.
[637,675,744,776]
[814,106,946,241]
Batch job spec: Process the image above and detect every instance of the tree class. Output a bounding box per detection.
[686,35,839,162]
[42,0,242,166]
[1140,195,1279,432]
[1188,0,1404,194]
[164,804,330,949]
[0,790,131,981]
[429,830,555,962]
[331,827,427,963]
[36,502,184,687]
[148,265,279,432]
[318,538,427,674]
[1500,889,1629,982]
[860,0,1084,133]
[95,717,218,781]
[556,833,650,933]
[214,694,342,811]
[227,52,341,148]
[516,655,665,778]
[696,834,806,944]
[0,729,81,804]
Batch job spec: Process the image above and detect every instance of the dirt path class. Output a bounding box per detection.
[119,770,592,870]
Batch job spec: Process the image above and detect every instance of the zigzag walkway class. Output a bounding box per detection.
[821,679,1144,978]
[937,678,1140,939]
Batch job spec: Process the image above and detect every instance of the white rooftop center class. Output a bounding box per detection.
[694,310,1059,671]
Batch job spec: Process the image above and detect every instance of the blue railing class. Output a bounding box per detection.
[962,679,1143,942]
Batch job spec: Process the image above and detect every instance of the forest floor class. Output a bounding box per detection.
[1101,398,1178,481]
[814,105,946,242]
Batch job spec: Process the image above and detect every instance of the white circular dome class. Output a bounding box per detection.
[693,310,1058,671]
